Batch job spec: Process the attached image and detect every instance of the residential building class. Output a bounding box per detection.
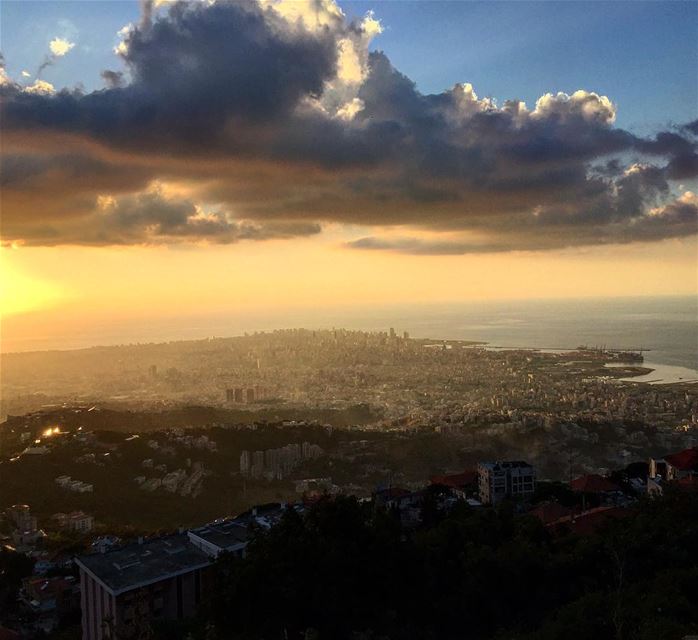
[187,520,250,558]
[75,534,213,640]
[20,575,80,616]
[7,504,37,533]
[430,470,478,499]
[570,474,621,494]
[477,461,536,505]
[53,511,94,533]
[648,446,698,495]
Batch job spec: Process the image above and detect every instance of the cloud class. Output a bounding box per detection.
[0,54,10,86]
[0,0,695,251]
[3,183,322,247]
[49,37,75,57]
[100,69,125,88]
[23,79,55,95]
[36,36,77,78]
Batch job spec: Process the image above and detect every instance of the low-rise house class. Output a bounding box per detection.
[430,470,478,499]
[373,487,411,509]
[529,501,574,526]
[570,474,621,494]
[545,506,634,537]
[570,474,624,505]
[20,575,80,616]
[648,446,698,495]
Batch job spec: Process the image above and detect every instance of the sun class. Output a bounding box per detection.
[0,250,65,317]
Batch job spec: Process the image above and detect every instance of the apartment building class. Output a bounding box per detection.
[75,535,213,640]
[477,461,536,505]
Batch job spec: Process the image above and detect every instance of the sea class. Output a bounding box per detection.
[4,296,697,382]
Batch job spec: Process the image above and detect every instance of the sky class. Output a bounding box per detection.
[0,0,697,351]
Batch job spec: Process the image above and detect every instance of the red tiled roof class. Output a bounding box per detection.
[664,447,698,472]
[23,576,76,600]
[547,506,634,536]
[530,501,573,525]
[570,474,621,493]
[430,471,478,489]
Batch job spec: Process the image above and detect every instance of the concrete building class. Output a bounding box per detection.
[650,446,698,482]
[75,535,212,640]
[648,446,698,495]
[53,511,94,533]
[187,520,250,559]
[477,461,536,505]
[7,504,37,533]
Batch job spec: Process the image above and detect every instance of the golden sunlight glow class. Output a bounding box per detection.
[0,234,696,353]
[0,250,67,317]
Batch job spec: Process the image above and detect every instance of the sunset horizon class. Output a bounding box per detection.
[1,0,696,354]
[1,3,697,639]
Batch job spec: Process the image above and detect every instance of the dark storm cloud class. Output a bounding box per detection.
[100,70,125,89]
[2,0,338,153]
[348,192,698,255]
[682,120,698,136]
[4,187,321,247]
[1,0,696,251]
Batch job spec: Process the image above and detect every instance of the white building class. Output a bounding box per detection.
[477,461,536,505]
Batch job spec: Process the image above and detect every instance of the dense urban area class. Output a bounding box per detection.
[1,329,697,639]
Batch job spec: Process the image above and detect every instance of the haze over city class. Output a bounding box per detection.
[0,0,696,352]
[0,2,697,639]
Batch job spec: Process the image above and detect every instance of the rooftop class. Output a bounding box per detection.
[188,521,250,551]
[430,470,478,488]
[570,474,621,493]
[530,501,574,525]
[664,447,698,472]
[478,461,534,471]
[546,506,634,536]
[76,534,210,596]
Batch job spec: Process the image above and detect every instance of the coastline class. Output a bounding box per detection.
[605,361,698,385]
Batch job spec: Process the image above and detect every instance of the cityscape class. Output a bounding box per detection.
[1,329,698,637]
[1,0,697,638]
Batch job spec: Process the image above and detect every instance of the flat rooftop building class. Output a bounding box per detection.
[75,534,212,640]
[478,461,536,506]
[188,520,251,558]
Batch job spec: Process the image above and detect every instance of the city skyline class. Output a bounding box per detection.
[1,0,696,351]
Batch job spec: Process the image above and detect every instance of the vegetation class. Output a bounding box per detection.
[0,547,34,619]
[159,489,698,640]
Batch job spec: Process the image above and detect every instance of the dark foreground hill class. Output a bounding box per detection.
[162,489,697,640]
